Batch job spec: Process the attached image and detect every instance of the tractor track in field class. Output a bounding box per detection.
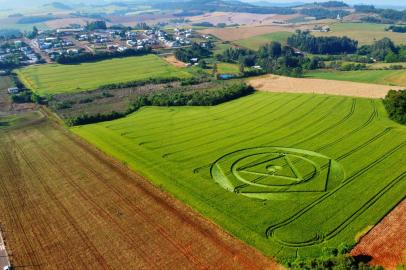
[46,125,275,270]
[266,141,406,244]
[163,95,320,161]
[31,127,207,269]
[193,97,356,175]
[9,134,111,269]
[0,118,280,269]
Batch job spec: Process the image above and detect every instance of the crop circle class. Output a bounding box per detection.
[211,147,345,200]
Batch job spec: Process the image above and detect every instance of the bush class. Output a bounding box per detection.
[383,89,406,124]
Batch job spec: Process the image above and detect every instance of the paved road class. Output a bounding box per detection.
[22,38,52,64]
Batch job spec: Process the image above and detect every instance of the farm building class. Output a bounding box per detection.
[7,87,19,94]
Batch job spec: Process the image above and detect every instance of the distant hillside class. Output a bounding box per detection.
[154,0,296,15]
[44,2,73,10]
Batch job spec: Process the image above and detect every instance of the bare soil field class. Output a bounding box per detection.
[0,112,280,270]
[248,75,403,99]
[187,12,300,27]
[106,13,175,26]
[163,55,187,67]
[44,18,96,29]
[200,25,296,41]
[351,199,406,270]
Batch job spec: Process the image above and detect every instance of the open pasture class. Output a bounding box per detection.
[234,32,292,50]
[73,92,406,261]
[16,55,191,95]
[313,23,406,45]
[306,69,406,87]
[0,111,276,269]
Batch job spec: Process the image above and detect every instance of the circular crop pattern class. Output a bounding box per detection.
[211,147,345,200]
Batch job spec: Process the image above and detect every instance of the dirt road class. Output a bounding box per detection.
[0,113,281,270]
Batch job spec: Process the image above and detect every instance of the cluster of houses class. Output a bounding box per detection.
[311,25,331,32]
[33,35,83,60]
[0,40,39,66]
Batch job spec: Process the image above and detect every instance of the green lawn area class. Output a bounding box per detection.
[313,22,406,45]
[306,69,406,87]
[234,31,293,50]
[217,62,240,74]
[16,55,192,95]
[213,42,235,55]
[72,92,406,261]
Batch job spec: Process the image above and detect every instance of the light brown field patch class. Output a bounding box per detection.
[351,199,406,270]
[199,23,318,41]
[0,113,281,270]
[248,75,403,99]
[45,17,96,29]
[199,25,294,41]
[187,12,300,26]
[162,55,187,67]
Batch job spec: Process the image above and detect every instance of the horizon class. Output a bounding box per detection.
[0,0,405,10]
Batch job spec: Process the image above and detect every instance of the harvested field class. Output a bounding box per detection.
[249,75,403,99]
[187,12,300,26]
[199,25,296,41]
[0,112,279,270]
[44,18,96,29]
[351,199,406,269]
[307,69,406,87]
[162,55,187,67]
[313,22,406,45]
[199,23,319,41]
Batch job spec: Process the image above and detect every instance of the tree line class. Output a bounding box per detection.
[66,83,254,126]
[287,31,358,54]
[56,47,152,64]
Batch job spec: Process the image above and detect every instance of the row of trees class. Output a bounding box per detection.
[386,25,406,33]
[67,83,254,126]
[354,5,406,22]
[300,8,350,20]
[56,47,152,64]
[358,38,406,62]
[287,31,358,54]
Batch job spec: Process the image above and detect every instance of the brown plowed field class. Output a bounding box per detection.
[249,75,403,99]
[0,113,281,270]
[351,199,406,270]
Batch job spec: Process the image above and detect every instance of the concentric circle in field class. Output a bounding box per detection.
[211,147,345,200]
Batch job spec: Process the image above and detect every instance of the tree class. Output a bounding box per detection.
[198,59,207,69]
[212,63,218,76]
[26,26,38,39]
[239,63,245,74]
[383,89,406,124]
